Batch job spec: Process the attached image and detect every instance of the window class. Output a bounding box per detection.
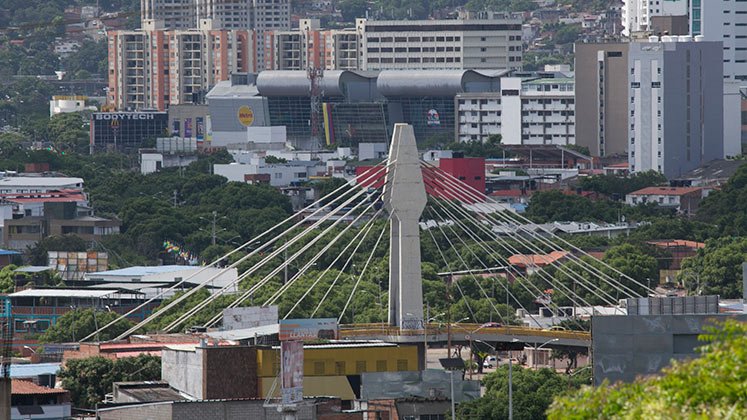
[314,361,325,375]
[376,360,387,371]
[397,359,409,371]
[355,361,366,373]
[335,361,346,375]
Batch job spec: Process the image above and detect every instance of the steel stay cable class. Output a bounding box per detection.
[285,210,383,319]
[338,224,388,323]
[423,177,607,311]
[425,205,510,324]
[422,165,638,304]
[425,197,592,330]
[265,202,383,306]
[421,159,656,297]
[310,215,381,318]
[201,190,383,329]
[86,161,393,341]
[125,164,393,337]
[423,203,544,328]
[422,218,479,324]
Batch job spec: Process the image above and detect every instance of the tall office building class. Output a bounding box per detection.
[253,0,291,69]
[574,43,631,157]
[265,19,359,70]
[628,38,723,177]
[621,0,688,36]
[107,21,255,111]
[356,18,523,71]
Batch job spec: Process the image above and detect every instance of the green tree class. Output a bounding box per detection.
[338,0,369,21]
[39,308,134,343]
[678,237,747,298]
[26,234,88,266]
[548,320,747,419]
[0,265,21,293]
[459,365,591,420]
[60,354,161,409]
[696,162,747,236]
[579,170,667,197]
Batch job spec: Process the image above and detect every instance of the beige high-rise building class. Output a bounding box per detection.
[574,43,631,157]
[265,19,359,70]
[107,21,255,111]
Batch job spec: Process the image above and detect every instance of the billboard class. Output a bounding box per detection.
[279,318,338,341]
[90,111,168,153]
[281,341,304,404]
[184,118,193,138]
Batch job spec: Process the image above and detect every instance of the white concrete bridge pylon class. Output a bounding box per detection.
[383,124,427,330]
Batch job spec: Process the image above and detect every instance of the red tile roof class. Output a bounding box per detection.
[628,186,702,196]
[508,251,569,268]
[12,379,69,395]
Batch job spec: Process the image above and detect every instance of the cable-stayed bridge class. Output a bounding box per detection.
[84,124,655,350]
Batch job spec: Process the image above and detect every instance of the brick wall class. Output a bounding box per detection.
[203,346,259,399]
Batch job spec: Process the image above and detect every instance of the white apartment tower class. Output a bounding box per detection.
[627,38,723,178]
[356,18,523,71]
[621,0,688,36]
[456,77,575,145]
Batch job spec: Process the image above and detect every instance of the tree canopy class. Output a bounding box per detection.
[59,354,160,409]
[678,237,747,298]
[547,320,747,419]
[38,308,134,343]
[458,364,591,420]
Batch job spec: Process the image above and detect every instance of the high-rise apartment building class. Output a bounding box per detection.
[265,19,359,70]
[628,38,723,177]
[252,0,291,69]
[455,77,575,146]
[107,21,255,111]
[574,43,631,157]
[141,0,195,29]
[356,18,523,71]
[621,0,688,36]
[690,0,747,156]
[690,0,747,81]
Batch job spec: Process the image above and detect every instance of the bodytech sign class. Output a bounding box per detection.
[94,112,161,120]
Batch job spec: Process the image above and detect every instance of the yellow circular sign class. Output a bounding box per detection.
[238,105,255,127]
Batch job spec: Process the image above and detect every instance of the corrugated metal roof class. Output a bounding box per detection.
[10,363,61,378]
[205,80,259,98]
[88,282,170,291]
[377,69,502,97]
[9,289,119,298]
[0,177,83,187]
[90,265,200,277]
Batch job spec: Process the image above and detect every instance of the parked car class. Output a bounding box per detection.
[483,356,498,368]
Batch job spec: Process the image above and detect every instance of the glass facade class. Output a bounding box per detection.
[90,112,169,153]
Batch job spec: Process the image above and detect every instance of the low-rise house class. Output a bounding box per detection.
[625,186,704,214]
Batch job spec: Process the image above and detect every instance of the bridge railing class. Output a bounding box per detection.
[339,323,590,341]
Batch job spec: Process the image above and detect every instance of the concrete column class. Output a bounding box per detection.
[383,124,426,330]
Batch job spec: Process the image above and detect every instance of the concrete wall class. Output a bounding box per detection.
[98,402,173,420]
[203,346,258,399]
[161,348,204,399]
[592,314,747,385]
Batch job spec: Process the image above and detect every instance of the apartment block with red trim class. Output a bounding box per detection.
[107,19,255,111]
[264,18,360,70]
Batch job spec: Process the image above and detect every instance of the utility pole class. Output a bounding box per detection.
[508,357,513,420]
[210,210,217,246]
[172,190,179,208]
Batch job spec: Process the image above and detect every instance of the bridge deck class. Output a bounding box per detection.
[340,323,590,348]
